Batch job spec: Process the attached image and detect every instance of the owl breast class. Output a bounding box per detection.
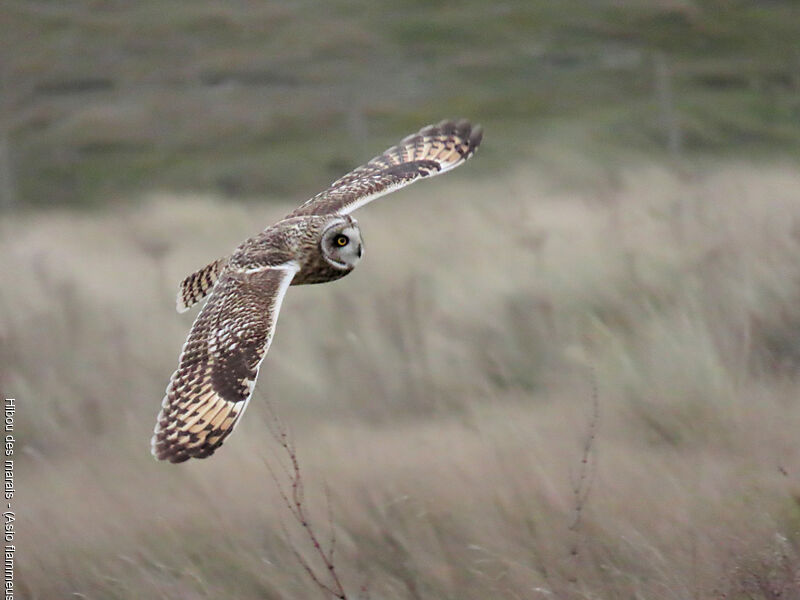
[292,259,354,285]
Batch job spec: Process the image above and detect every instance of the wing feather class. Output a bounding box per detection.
[288,119,482,218]
[152,263,298,463]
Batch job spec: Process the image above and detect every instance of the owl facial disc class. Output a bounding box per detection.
[320,219,363,270]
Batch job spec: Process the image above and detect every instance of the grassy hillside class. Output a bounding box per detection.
[3,0,800,207]
[5,2,800,597]
[6,163,800,598]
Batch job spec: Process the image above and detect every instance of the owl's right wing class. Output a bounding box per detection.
[152,262,298,463]
[288,119,482,218]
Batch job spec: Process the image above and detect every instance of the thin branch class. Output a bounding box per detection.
[569,366,600,533]
[262,400,350,600]
[325,484,337,566]
[566,365,600,588]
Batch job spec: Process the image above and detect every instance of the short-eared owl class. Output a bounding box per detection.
[152,119,482,462]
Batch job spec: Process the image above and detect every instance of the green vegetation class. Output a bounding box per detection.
[3,0,800,207]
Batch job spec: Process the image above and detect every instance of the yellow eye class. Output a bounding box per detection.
[335,234,349,247]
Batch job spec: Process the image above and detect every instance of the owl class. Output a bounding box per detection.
[152,119,482,463]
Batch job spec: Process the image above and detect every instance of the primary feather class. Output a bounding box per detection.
[289,119,482,218]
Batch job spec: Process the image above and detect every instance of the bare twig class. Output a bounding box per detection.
[569,366,599,534]
[566,366,600,583]
[262,401,349,600]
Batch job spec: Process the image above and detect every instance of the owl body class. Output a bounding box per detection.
[228,214,363,285]
[153,119,482,462]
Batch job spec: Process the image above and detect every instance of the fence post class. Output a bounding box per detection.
[654,51,682,157]
[0,66,17,211]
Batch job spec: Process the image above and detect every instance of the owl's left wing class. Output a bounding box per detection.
[152,263,298,463]
[288,119,482,218]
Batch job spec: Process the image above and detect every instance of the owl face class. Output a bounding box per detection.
[320,219,363,270]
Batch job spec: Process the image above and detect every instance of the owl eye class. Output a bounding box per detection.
[334,234,349,247]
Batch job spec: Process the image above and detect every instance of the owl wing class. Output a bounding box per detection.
[288,119,482,218]
[152,262,298,463]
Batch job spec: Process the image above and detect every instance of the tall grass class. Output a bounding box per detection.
[5,163,800,598]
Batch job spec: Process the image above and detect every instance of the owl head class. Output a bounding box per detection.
[320,217,363,270]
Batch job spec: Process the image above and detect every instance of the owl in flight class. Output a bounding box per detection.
[152,119,482,462]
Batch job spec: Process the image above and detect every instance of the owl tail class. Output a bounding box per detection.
[176,257,228,313]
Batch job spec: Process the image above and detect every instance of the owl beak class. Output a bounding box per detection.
[357,244,362,258]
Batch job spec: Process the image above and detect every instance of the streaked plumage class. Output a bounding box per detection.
[152,119,482,462]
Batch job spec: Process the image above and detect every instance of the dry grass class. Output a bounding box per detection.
[5,163,800,599]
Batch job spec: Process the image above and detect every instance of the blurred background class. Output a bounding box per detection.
[4,1,800,598]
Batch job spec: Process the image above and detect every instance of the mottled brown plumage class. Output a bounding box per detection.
[154,268,294,461]
[152,120,482,462]
[290,118,482,218]
[177,257,229,313]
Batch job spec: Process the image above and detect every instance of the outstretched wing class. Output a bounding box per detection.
[288,119,482,218]
[152,263,298,463]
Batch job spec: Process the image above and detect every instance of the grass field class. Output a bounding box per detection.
[6,161,800,598]
[4,1,800,597]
